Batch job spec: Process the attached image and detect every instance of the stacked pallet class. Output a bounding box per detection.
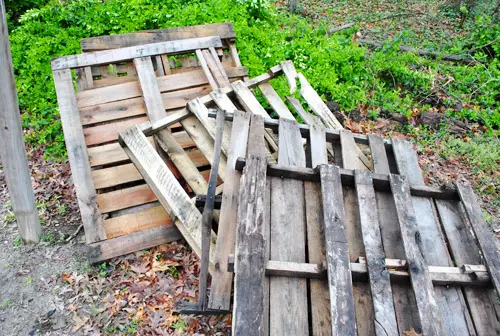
[52,24,500,335]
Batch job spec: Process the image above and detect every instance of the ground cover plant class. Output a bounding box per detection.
[1,0,499,334]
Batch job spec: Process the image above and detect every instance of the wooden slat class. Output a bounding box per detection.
[390,174,444,336]
[457,184,500,296]
[355,170,398,336]
[232,80,271,118]
[84,116,149,146]
[97,184,158,214]
[304,123,331,335]
[104,205,172,239]
[209,111,251,310]
[119,126,211,263]
[340,129,374,335]
[280,60,298,94]
[211,90,238,112]
[370,134,421,333]
[196,49,218,91]
[392,139,472,335]
[435,199,500,335]
[88,224,182,263]
[81,23,236,51]
[258,82,295,120]
[202,49,230,88]
[134,56,208,195]
[52,69,106,243]
[320,164,356,336]
[92,163,142,189]
[270,118,308,335]
[232,116,267,335]
[52,36,223,70]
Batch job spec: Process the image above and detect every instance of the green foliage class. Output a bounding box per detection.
[7,0,499,161]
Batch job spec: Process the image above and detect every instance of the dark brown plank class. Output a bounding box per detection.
[319,164,356,336]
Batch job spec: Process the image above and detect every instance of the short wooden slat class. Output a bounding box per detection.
[457,183,500,296]
[270,118,308,335]
[88,224,182,263]
[392,139,472,335]
[97,184,158,214]
[52,69,106,243]
[258,82,295,120]
[92,163,142,189]
[52,36,223,70]
[196,49,218,91]
[232,116,267,335]
[280,60,298,94]
[103,205,172,239]
[119,126,211,263]
[232,81,271,118]
[355,170,398,336]
[368,134,390,173]
[84,116,150,146]
[209,111,251,310]
[390,174,444,336]
[81,23,236,51]
[202,49,230,88]
[211,90,238,113]
[320,164,357,336]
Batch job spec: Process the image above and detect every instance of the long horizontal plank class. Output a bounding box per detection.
[52,36,223,70]
[97,184,158,214]
[234,158,459,200]
[103,205,172,239]
[84,116,149,146]
[226,258,491,286]
[77,66,247,108]
[87,224,182,263]
[81,23,236,51]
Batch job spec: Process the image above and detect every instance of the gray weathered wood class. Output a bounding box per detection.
[392,139,472,335]
[208,111,251,310]
[355,170,398,336]
[52,69,106,243]
[320,164,356,336]
[280,60,298,94]
[368,134,390,173]
[0,3,41,243]
[202,49,230,88]
[390,174,443,336]
[270,118,308,335]
[258,82,295,120]
[195,49,218,91]
[457,183,500,296]
[52,36,223,70]
[232,115,267,335]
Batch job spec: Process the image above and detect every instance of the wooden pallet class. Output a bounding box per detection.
[229,114,500,336]
[51,23,248,262]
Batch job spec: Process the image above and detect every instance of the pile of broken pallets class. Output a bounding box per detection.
[51,23,500,335]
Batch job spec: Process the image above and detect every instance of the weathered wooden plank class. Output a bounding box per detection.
[392,139,472,335]
[52,36,223,70]
[211,90,238,112]
[81,23,236,51]
[435,199,500,335]
[320,164,356,336]
[270,118,308,335]
[92,163,142,189]
[103,205,172,239]
[280,60,298,93]
[370,134,421,333]
[88,224,182,263]
[96,184,158,214]
[258,82,295,120]
[208,111,251,310]
[232,80,271,118]
[52,69,106,243]
[457,184,500,296]
[196,49,218,91]
[304,122,331,336]
[119,126,211,263]
[232,117,267,335]
[134,56,208,195]
[390,174,444,336]
[202,49,230,88]
[355,170,398,336]
[84,116,150,146]
[339,129,374,335]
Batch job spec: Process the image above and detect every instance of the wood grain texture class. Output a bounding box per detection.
[320,164,357,336]
[196,49,218,91]
[52,69,106,243]
[390,174,444,336]
[270,118,308,335]
[258,82,295,120]
[97,184,158,214]
[355,171,398,336]
[52,36,223,70]
[392,139,472,335]
[208,111,251,310]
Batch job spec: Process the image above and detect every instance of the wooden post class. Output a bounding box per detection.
[0,1,41,243]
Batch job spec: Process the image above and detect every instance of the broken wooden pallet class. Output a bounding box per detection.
[228,115,500,336]
[52,24,248,263]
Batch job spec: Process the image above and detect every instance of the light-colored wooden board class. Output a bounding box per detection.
[258,82,295,120]
[97,184,158,214]
[52,68,106,243]
[84,116,150,146]
[92,163,142,189]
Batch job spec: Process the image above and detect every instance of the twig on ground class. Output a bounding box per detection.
[65,224,83,242]
[327,22,355,35]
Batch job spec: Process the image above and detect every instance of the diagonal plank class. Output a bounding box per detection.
[258,82,295,120]
[270,118,308,335]
[208,111,251,310]
[354,170,398,336]
[119,126,214,267]
[232,114,267,335]
[389,174,443,336]
[319,164,356,336]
